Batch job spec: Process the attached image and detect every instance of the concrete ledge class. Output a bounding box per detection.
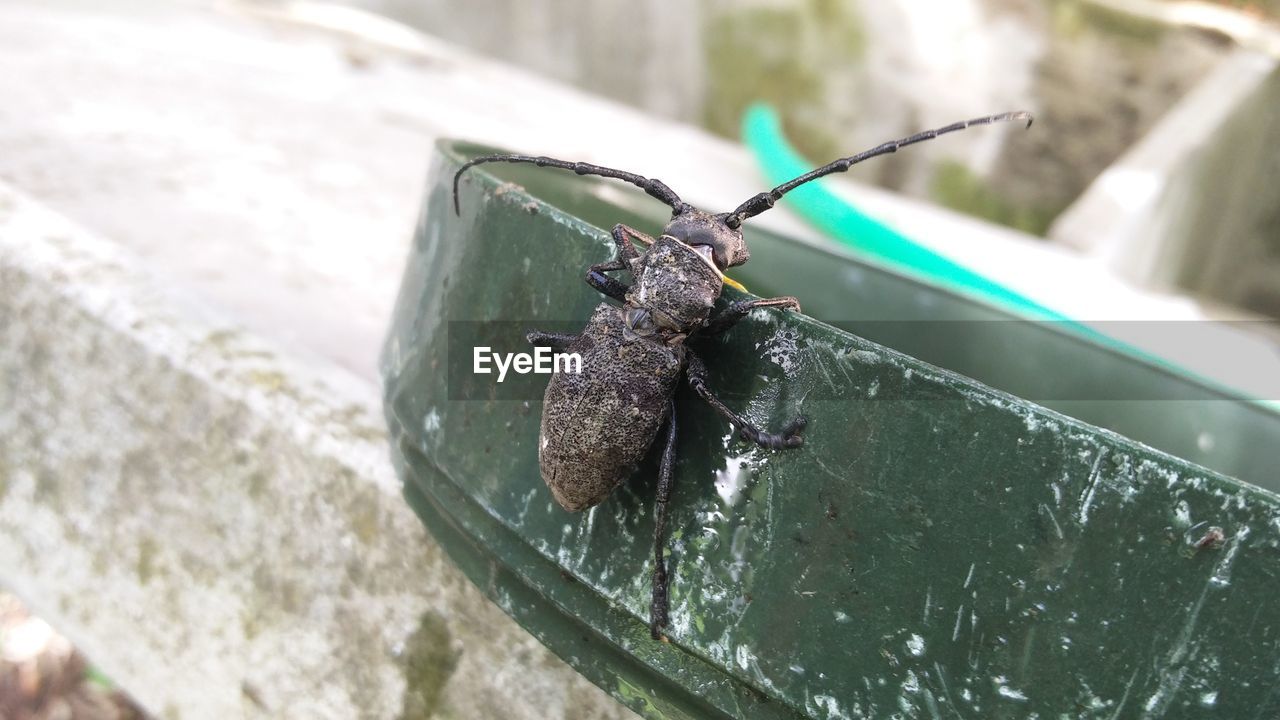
[0,183,633,719]
[3,2,1277,717]
[1049,49,1280,306]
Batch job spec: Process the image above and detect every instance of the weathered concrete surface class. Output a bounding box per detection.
[1050,48,1280,318]
[0,0,1258,380]
[346,0,1237,234]
[0,184,635,718]
[0,1,1276,718]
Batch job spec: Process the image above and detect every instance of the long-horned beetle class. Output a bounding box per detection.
[453,111,1032,640]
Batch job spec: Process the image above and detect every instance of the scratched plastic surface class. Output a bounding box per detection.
[381,140,1280,719]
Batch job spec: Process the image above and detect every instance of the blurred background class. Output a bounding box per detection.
[346,0,1280,315]
[357,0,1209,232]
[2,0,1279,717]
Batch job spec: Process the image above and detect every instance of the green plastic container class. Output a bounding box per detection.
[381,140,1280,719]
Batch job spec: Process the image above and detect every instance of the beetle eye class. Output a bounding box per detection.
[683,228,715,246]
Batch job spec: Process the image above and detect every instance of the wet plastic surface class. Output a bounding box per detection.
[382,140,1280,719]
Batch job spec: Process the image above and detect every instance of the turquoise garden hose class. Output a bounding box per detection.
[741,103,1082,325]
[740,102,1271,409]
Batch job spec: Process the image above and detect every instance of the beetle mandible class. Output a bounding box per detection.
[453,111,1032,640]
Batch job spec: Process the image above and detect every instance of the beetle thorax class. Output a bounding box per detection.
[623,235,722,338]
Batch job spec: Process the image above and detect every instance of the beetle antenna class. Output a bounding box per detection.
[724,111,1033,228]
[453,154,689,216]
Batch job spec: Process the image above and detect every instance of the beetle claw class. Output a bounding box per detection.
[779,416,807,447]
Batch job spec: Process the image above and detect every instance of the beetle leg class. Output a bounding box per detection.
[526,330,578,350]
[612,223,649,261]
[586,259,629,301]
[703,296,801,336]
[686,351,806,449]
[650,399,678,641]
[585,224,652,300]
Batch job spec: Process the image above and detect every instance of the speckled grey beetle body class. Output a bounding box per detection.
[523,214,806,642]
[452,110,1031,640]
[536,302,686,513]
[535,228,761,510]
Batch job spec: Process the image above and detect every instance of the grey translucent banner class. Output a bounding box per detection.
[445,320,1280,402]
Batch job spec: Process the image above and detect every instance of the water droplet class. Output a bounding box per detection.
[1197,432,1216,453]
[993,676,1028,702]
[902,669,920,693]
[906,633,926,657]
[763,328,800,374]
[1173,500,1192,527]
[715,453,754,506]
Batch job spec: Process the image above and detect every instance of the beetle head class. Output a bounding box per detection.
[662,208,749,270]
